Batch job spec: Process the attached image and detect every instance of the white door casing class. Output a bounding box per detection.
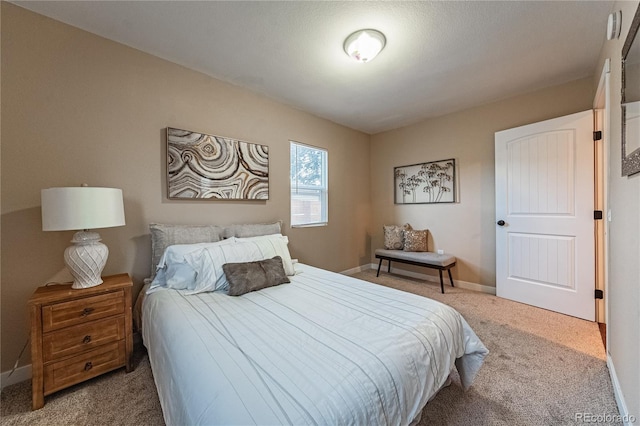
[495,110,595,321]
[593,58,610,328]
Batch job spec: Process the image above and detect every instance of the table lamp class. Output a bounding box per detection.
[41,186,126,289]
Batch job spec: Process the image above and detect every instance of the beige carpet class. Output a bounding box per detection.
[1,270,620,425]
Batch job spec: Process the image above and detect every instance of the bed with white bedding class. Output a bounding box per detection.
[142,257,488,425]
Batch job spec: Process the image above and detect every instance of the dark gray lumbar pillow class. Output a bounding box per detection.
[223,256,291,296]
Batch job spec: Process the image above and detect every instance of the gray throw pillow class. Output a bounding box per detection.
[223,256,290,296]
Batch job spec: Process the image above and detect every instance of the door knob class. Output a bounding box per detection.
[497,220,506,226]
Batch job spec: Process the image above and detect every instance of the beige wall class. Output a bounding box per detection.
[0,3,371,372]
[370,78,594,287]
[594,0,640,419]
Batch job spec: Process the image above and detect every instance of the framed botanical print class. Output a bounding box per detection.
[394,158,456,204]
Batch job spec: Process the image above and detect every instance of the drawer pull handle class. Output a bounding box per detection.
[81,307,95,317]
[82,335,92,344]
[84,362,93,371]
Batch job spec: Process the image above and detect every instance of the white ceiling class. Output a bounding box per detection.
[14,1,614,134]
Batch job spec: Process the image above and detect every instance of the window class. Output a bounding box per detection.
[290,142,328,227]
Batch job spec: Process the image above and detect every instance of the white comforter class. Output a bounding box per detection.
[142,264,488,425]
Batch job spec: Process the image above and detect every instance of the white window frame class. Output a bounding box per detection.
[290,141,328,227]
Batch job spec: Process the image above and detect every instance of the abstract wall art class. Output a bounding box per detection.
[394,158,456,204]
[167,127,269,200]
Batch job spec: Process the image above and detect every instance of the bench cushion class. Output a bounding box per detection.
[375,248,456,268]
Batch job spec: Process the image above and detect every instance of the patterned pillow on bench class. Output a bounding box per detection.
[383,223,412,250]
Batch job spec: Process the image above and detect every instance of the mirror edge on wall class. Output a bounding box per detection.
[621,3,640,176]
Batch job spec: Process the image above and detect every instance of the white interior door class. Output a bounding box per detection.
[495,110,595,321]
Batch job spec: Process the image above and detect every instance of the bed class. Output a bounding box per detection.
[140,223,488,425]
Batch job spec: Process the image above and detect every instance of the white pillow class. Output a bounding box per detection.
[233,234,294,275]
[148,263,197,293]
[184,237,295,294]
[148,239,236,293]
[234,233,282,240]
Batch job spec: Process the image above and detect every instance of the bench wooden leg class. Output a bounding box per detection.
[439,270,445,294]
[376,258,383,277]
[448,268,455,287]
[387,260,391,273]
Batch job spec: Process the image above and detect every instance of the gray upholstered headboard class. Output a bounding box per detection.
[148,221,282,278]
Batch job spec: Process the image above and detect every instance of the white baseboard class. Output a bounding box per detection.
[363,263,496,295]
[340,264,372,275]
[1,364,31,389]
[607,353,635,425]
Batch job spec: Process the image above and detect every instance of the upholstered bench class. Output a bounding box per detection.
[375,248,457,294]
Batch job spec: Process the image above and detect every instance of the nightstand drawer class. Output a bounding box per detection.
[43,341,126,395]
[42,291,124,332]
[43,316,126,362]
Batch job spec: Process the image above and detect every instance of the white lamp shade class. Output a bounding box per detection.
[41,187,126,231]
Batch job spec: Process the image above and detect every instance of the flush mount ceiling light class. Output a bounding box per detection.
[344,29,386,63]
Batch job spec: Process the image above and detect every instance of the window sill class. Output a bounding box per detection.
[291,222,328,228]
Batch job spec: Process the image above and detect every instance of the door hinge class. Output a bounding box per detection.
[593,131,602,141]
[595,289,604,299]
[594,210,603,220]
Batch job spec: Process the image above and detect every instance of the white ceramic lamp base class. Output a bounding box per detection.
[64,231,109,289]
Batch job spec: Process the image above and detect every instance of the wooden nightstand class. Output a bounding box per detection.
[28,273,133,410]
